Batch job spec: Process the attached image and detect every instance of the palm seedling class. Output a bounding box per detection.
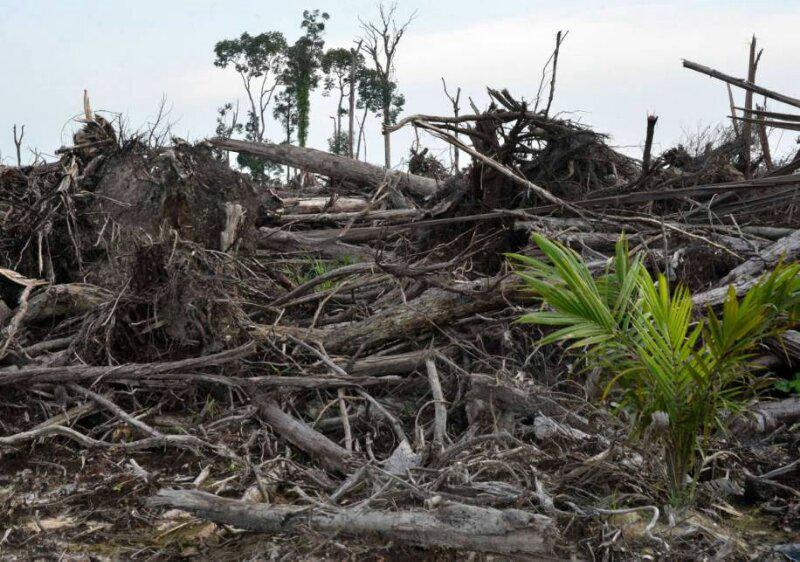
[508,234,800,506]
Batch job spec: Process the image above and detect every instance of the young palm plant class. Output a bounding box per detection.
[509,234,800,506]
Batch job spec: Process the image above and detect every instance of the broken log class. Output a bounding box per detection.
[276,208,419,225]
[256,227,379,260]
[693,229,800,307]
[322,276,516,353]
[279,196,369,214]
[210,138,440,197]
[256,396,354,473]
[149,489,556,556]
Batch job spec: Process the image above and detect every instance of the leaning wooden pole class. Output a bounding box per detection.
[210,137,439,196]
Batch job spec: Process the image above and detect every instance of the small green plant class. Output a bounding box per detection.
[282,255,355,290]
[509,234,800,506]
[775,373,800,394]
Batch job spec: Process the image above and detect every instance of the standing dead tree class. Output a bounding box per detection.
[642,114,658,178]
[360,2,414,168]
[535,30,568,116]
[441,77,462,171]
[742,35,763,178]
[12,124,24,167]
[545,30,565,117]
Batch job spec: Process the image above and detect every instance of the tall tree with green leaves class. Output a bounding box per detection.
[272,87,298,146]
[283,9,329,147]
[360,2,414,167]
[322,46,364,155]
[213,31,287,181]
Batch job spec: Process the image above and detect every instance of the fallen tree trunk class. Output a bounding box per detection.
[0,343,254,386]
[149,489,556,556]
[279,196,369,214]
[211,138,440,197]
[717,228,800,286]
[693,228,800,307]
[276,208,419,225]
[321,276,516,353]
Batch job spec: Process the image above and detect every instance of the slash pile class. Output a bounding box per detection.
[1,75,799,560]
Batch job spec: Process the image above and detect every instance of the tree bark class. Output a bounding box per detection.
[256,396,354,473]
[348,41,362,158]
[693,229,800,307]
[211,138,438,197]
[383,115,391,168]
[149,489,556,556]
[320,276,516,353]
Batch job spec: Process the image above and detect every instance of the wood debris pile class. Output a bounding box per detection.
[1,60,800,559]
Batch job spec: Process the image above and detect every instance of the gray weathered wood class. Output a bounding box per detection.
[211,138,440,196]
[683,59,800,110]
[149,489,556,556]
[256,396,354,473]
[693,229,800,307]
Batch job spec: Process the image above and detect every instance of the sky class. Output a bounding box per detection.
[1,0,799,169]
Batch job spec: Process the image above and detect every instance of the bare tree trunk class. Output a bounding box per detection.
[348,41,362,158]
[441,78,461,171]
[641,114,658,178]
[757,105,774,170]
[357,106,368,161]
[544,30,563,117]
[383,114,391,168]
[337,93,344,153]
[743,35,758,178]
[13,124,24,167]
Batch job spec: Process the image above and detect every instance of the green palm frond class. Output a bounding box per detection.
[508,234,800,506]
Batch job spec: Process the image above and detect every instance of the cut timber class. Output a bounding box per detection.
[149,489,556,556]
[210,138,440,197]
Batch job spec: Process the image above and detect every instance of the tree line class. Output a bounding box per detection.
[213,3,413,183]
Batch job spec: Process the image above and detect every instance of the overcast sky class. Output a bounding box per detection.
[1,0,799,168]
